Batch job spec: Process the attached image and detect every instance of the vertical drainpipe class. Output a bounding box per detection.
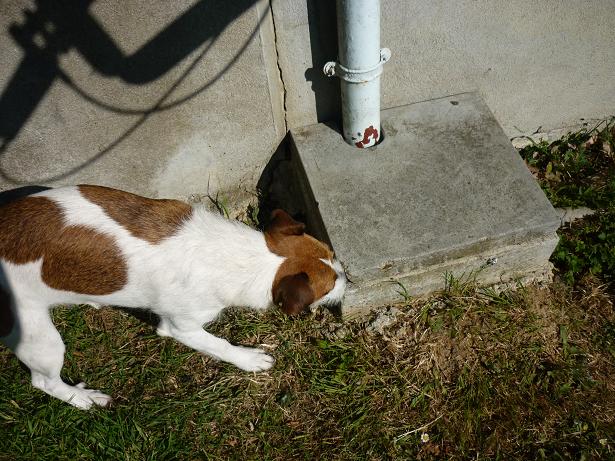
[324,0,390,148]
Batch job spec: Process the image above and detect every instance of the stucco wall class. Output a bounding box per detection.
[0,0,613,199]
[273,0,615,136]
[0,0,284,201]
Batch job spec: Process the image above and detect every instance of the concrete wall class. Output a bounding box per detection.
[273,0,615,137]
[0,0,284,202]
[0,0,613,199]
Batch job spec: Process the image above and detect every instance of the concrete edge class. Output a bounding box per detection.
[343,232,560,314]
[287,131,333,246]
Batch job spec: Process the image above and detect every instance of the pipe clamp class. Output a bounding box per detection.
[324,48,391,83]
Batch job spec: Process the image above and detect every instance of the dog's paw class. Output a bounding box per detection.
[230,347,275,372]
[67,383,113,410]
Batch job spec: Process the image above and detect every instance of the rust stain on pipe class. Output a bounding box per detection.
[354,125,379,148]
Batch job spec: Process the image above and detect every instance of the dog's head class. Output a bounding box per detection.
[266,210,346,316]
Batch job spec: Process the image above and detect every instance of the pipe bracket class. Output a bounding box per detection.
[324,48,391,83]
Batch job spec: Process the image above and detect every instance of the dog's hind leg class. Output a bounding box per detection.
[10,301,112,409]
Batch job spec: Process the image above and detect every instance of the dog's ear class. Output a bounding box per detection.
[273,272,314,315]
[266,209,305,236]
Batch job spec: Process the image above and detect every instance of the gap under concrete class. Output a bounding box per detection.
[287,92,560,311]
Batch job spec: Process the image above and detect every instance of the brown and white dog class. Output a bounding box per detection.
[0,185,346,409]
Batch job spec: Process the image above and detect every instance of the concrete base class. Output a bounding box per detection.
[288,93,560,311]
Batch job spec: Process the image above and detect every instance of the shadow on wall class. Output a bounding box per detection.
[257,1,340,235]
[304,0,341,126]
[256,127,334,248]
[0,0,262,184]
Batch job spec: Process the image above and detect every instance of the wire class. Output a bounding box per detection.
[0,6,268,183]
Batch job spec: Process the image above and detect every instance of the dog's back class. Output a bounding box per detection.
[0,185,194,309]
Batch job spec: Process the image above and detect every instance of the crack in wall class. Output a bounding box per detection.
[268,0,288,132]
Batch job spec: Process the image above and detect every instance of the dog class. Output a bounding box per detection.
[0,185,346,409]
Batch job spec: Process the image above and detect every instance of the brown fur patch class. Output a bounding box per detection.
[273,272,315,316]
[79,185,192,244]
[42,225,127,295]
[0,197,64,264]
[0,284,13,337]
[266,233,334,261]
[272,258,336,314]
[267,209,306,236]
[264,209,334,261]
[266,210,336,314]
[0,194,127,295]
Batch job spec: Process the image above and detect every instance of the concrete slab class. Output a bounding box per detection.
[289,92,561,311]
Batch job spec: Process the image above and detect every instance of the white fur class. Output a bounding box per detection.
[0,186,345,409]
[317,258,347,309]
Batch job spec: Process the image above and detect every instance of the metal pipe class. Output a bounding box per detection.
[324,0,390,148]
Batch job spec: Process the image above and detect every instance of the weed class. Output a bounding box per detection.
[519,117,615,209]
[519,118,615,286]
[245,202,260,228]
[206,191,230,218]
[554,210,615,284]
[390,280,412,303]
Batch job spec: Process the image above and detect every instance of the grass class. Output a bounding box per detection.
[1,279,614,460]
[520,117,615,285]
[1,121,615,460]
[518,117,615,210]
[552,210,615,285]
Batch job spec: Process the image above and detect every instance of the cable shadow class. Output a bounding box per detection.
[0,0,264,184]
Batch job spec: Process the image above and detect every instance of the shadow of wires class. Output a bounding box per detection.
[0,0,263,183]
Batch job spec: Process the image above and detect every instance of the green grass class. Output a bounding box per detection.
[552,210,615,285]
[518,117,615,210]
[519,118,615,285]
[1,278,614,460]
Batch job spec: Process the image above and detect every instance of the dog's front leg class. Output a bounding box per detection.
[163,320,274,372]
